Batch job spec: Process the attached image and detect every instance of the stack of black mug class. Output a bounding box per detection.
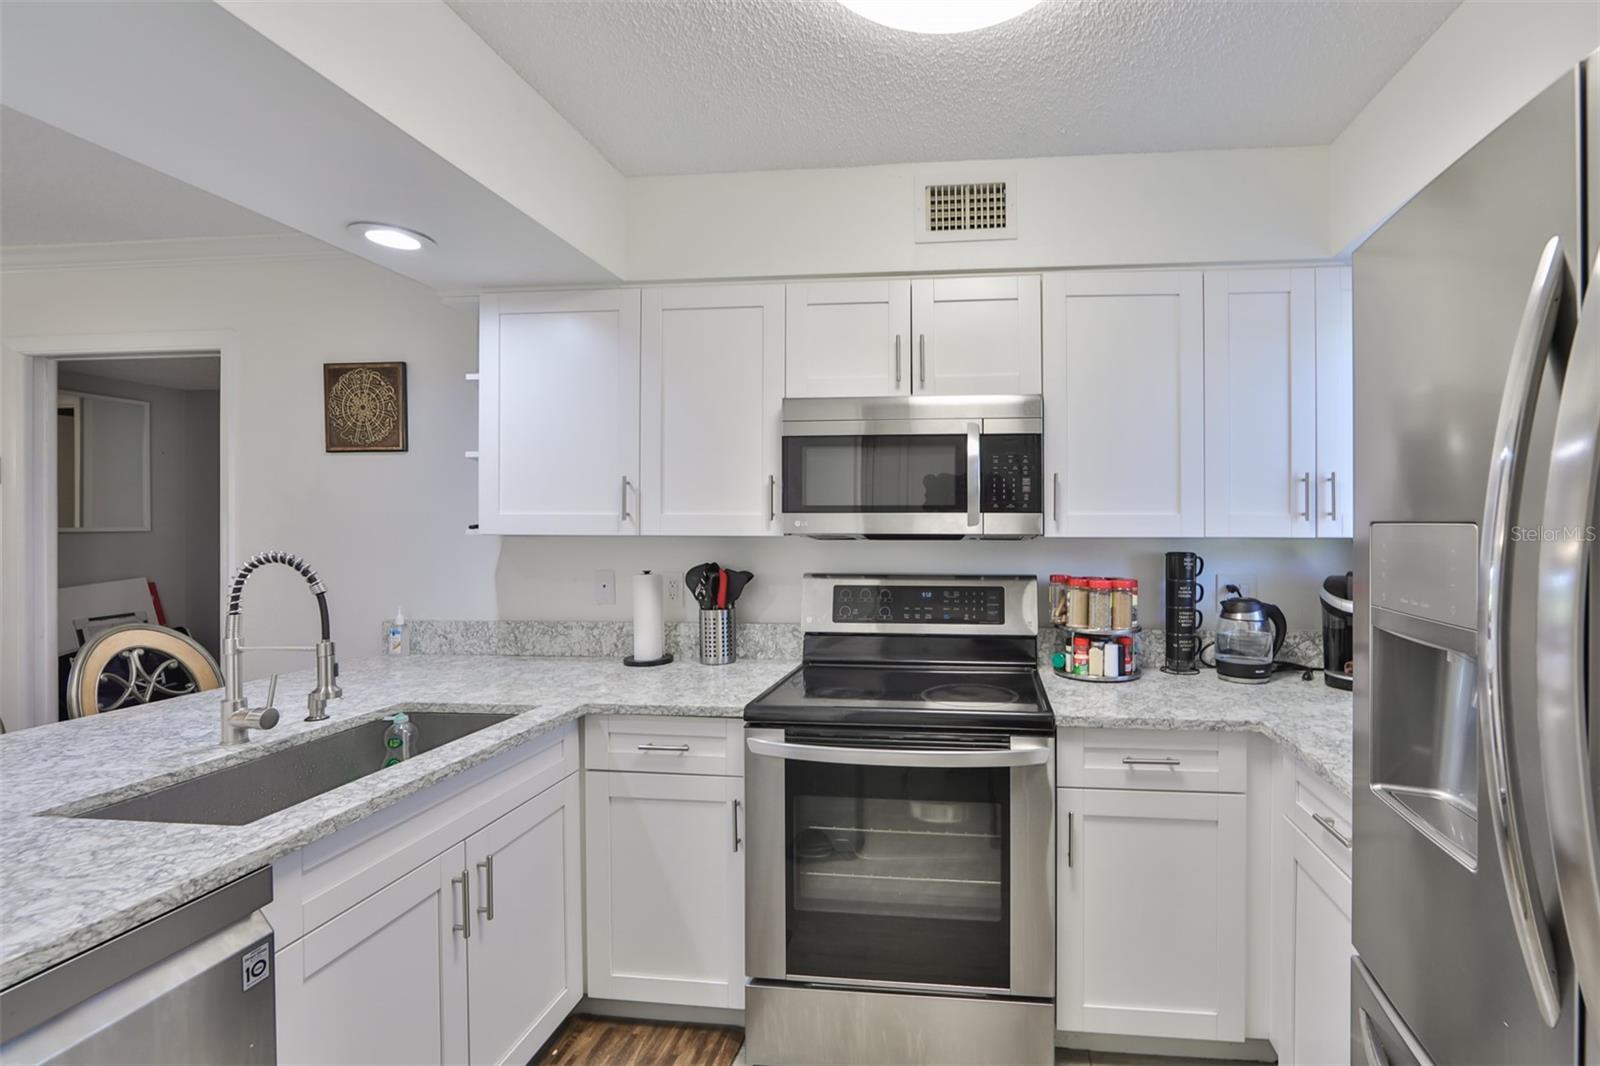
[1163,552,1205,674]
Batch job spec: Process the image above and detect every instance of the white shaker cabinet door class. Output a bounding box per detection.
[584,770,745,1009]
[464,773,582,1066]
[478,290,641,535]
[1042,271,1205,536]
[785,279,911,397]
[1273,821,1354,1066]
[911,274,1041,395]
[1203,269,1318,538]
[1315,267,1354,538]
[276,845,469,1066]
[1058,787,1247,1042]
[641,285,784,535]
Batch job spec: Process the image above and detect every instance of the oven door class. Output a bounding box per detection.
[745,727,1054,998]
[780,420,982,536]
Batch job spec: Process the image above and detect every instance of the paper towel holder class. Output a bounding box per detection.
[625,569,674,667]
[624,652,674,667]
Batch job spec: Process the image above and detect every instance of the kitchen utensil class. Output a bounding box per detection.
[685,563,720,610]
[717,567,728,609]
[1214,585,1287,683]
[724,569,754,605]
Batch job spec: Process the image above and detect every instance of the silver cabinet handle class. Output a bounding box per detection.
[1327,470,1339,521]
[476,854,495,921]
[731,798,742,852]
[894,334,902,388]
[768,474,776,524]
[1052,472,1061,526]
[749,736,1049,768]
[620,475,631,522]
[451,869,470,940]
[1536,255,1600,1022]
[965,422,981,528]
[918,334,927,387]
[1122,756,1182,768]
[637,742,691,753]
[1298,472,1312,520]
[1312,811,1353,850]
[1478,234,1569,1027]
[1065,810,1074,868]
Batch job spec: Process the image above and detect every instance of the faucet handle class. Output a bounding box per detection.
[263,673,279,712]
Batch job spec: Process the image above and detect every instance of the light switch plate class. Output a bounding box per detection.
[594,570,615,605]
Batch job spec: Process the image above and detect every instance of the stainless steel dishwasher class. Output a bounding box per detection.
[0,868,274,1065]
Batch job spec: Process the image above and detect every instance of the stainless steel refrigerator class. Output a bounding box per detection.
[1352,52,1600,1065]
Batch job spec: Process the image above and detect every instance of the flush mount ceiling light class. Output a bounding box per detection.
[839,0,1041,34]
[346,222,435,252]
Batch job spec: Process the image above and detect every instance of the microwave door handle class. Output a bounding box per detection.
[746,736,1049,769]
[1537,257,1600,1016]
[966,422,981,528]
[1478,234,1571,1027]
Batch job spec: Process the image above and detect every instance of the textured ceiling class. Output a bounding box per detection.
[0,107,287,246]
[447,0,1458,176]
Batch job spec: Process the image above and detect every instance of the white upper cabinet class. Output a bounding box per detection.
[641,285,784,535]
[478,290,642,535]
[785,279,911,397]
[911,275,1042,395]
[1042,271,1205,537]
[1203,269,1318,538]
[1315,267,1354,538]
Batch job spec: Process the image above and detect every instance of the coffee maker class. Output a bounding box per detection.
[1319,572,1353,690]
[1215,586,1287,683]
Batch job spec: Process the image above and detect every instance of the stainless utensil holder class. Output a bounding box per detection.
[699,608,736,665]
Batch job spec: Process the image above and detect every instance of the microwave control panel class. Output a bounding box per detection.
[831,585,1005,625]
[980,435,1041,513]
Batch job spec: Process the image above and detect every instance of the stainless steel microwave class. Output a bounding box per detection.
[779,395,1044,538]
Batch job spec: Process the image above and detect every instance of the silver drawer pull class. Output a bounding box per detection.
[1122,756,1182,768]
[1312,811,1353,850]
[637,743,691,753]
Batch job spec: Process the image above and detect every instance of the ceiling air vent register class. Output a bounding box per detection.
[914,167,1018,244]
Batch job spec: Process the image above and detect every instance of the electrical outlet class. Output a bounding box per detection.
[1215,573,1257,603]
[594,569,615,605]
[665,578,681,605]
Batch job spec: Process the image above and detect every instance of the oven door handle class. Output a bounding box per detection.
[746,736,1049,768]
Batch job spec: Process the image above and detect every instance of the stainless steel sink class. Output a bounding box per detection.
[73,709,518,826]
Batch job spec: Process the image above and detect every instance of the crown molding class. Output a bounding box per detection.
[0,233,345,272]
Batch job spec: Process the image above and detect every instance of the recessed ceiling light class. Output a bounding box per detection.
[839,0,1041,34]
[346,222,435,252]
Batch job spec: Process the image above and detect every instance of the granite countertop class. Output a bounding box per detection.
[0,653,1352,991]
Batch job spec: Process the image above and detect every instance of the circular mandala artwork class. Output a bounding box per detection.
[328,367,400,447]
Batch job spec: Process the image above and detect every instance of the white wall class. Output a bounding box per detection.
[56,369,222,654]
[1330,0,1600,253]
[493,536,1351,633]
[627,147,1330,280]
[2,250,499,697]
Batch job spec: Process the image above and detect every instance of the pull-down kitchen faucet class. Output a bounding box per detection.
[220,551,342,745]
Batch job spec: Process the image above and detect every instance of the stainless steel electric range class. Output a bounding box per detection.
[742,575,1055,1066]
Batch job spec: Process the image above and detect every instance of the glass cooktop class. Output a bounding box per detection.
[745,662,1051,732]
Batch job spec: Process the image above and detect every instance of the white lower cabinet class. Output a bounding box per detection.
[274,733,582,1066]
[277,847,469,1066]
[465,774,583,1065]
[584,769,745,1008]
[1057,786,1248,1042]
[1272,822,1353,1065]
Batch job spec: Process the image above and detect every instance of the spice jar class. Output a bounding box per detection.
[1111,579,1134,630]
[1068,577,1090,628]
[1087,578,1113,629]
[1049,574,1071,626]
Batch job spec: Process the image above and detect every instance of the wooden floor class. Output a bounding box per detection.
[532,1015,744,1066]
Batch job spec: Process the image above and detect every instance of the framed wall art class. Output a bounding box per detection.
[323,361,408,453]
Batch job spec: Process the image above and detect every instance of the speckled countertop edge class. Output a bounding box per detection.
[0,653,1350,990]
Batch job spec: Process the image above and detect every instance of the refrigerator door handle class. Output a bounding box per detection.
[1536,256,1600,1018]
[1477,234,1571,1028]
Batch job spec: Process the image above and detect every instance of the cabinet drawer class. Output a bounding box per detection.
[1280,756,1353,876]
[584,716,742,776]
[1058,728,1247,793]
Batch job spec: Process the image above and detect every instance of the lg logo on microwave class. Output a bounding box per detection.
[792,519,808,529]
[1510,525,1597,542]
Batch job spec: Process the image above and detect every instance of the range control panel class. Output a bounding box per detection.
[980,435,1041,513]
[832,584,1006,625]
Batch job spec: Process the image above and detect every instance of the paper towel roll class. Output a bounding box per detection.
[632,571,666,662]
